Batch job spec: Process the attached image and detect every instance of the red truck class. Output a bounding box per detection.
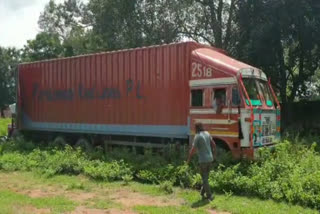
[15,41,280,159]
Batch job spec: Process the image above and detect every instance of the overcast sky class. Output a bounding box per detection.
[0,0,70,48]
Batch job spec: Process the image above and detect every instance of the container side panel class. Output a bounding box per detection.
[18,42,203,138]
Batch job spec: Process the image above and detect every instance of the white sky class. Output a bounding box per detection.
[0,0,76,48]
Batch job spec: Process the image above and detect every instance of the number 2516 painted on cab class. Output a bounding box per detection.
[192,62,213,78]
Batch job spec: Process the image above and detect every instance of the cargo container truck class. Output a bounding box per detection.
[13,42,281,159]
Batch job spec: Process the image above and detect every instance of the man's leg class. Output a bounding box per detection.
[200,163,212,200]
[199,164,206,199]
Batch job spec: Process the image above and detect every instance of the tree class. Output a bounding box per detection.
[135,0,181,46]
[235,0,320,103]
[38,0,94,56]
[22,32,64,62]
[85,0,140,50]
[170,0,238,52]
[86,0,181,51]
[38,0,86,41]
[0,47,20,116]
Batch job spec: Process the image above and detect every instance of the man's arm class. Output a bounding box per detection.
[211,138,217,160]
[187,136,198,164]
[187,145,196,164]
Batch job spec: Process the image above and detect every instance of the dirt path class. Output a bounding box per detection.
[110,189,183,208]
[0,172,230,214]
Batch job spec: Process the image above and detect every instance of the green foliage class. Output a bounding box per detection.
[0,118,11,136]
[134,205,208,214]
[33,146,87,177]
[0,48,19,110]
[136,170,159,184]
[83,160,132,182]
[66,182,87,191]
[122,174,133,185]
[210,194,319,214]
[22,32,64,62]
[0,153,26,171]
[159,181,174,194]
[191,173,202,189]
[235,0,320,102]
[209,141,320,209]
[0,190,76,213]
[1,138,320,209]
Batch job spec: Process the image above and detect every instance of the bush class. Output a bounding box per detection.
[208,141,320,209]
[159,181,174,194]
[136,170,159,184]
[84,160,132,182]
[0,138,320,209]
[122,174,133,185]
[36,146,88,177]
[0,153,26,171]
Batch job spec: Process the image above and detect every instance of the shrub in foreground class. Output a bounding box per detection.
[0,139,320,209]
[209,141,320,209]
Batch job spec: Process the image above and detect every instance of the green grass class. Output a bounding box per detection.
[179,190,319,214]
[130,182,168,196]
[210,195,319,214]
[0,118,10,136]
[0,171,318,214]
[134,205,209,214]
[88,199,122,210]
[0,190,76,214]
[0,138,319,213]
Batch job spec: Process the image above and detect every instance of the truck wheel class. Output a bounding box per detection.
[213,139,233,165]
[11,129,25,140]
[75,138,93,153]
[50,136,67,149]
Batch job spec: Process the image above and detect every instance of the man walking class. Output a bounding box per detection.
[187,123,216,201]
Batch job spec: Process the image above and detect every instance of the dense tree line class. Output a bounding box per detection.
[1,0,320,112]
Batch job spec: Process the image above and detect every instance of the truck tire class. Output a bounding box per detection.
[75,138,93,153]
[50,136,67,149]
[213,139,233,164]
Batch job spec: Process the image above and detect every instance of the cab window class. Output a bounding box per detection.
[212,88,226,114]
[232,87,241,106]
[213,88,226,106]
[258,80,274,107]
[191,89,203,107]
[243,78,262,106]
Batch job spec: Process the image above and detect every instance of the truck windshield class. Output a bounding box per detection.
[258,80,274,107]
[243,78,262,106]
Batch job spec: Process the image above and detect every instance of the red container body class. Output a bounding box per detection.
[18,42,213,138]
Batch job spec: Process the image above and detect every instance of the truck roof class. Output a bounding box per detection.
[192,48,257,77]
[19,41,226,65]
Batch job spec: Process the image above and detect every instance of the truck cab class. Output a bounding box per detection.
[189,48,280,159]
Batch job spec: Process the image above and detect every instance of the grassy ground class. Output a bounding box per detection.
[0,118,319,213]
[0,118,10,136]
[0,171,317,214]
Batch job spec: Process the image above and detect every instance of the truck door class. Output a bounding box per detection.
[210,87,238,139]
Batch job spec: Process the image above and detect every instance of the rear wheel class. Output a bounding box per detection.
[75,138,93,153]
[50,136,67,149]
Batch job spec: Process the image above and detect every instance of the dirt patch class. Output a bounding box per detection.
[71,206,136,214]
[19,187,96,203]
[24,188,60,198]
[208,210,231,214]
[111,190,182,208]
[12,205,50,214]
[66,192,97,202]
[107,208,137,214]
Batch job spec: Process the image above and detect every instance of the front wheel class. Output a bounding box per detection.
[213,140,233,165]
